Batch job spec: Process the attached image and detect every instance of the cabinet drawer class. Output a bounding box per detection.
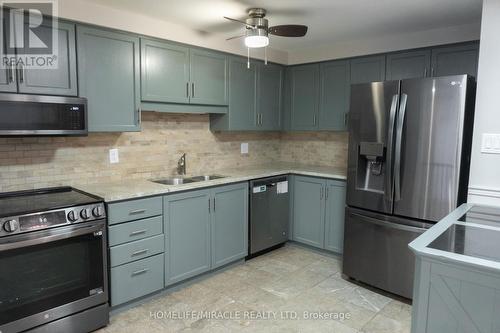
[108,196,162,225]
[110,254,164,306]
[110,234,164,267]
[108,215,163,246]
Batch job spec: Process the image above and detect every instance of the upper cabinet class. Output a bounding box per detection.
[386,50,431,80]
[209,57,283,131]
[0,13,77,95]
[257,62,283,131]
[431,43,479,77]
[140,38,228,108]
[77,26,141,132]
[350,55,386,84]
[290,64,320,131]
[319,60,350,131]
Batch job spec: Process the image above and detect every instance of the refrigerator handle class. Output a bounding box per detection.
[394,93,408,201]
[385,94,399,201]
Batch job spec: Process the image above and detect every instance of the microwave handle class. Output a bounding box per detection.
[0,222,104,251]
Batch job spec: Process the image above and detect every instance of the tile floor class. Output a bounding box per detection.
[98,244,412,333]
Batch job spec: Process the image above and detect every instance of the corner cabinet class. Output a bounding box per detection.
[141,38,228,108]
[209,57,283,131]
[292,176,346,253]
[77,26,141,132]
[164,183,248,286]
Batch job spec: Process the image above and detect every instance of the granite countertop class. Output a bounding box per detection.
[409,203,500,271]
[76,163,346,202]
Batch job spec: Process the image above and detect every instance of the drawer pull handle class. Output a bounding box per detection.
[131,249,149,256]
[129,209,146,215]
[131,268,149,276]
[130,229,147,236]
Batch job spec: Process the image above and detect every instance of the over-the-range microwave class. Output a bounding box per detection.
[0,93,88,136]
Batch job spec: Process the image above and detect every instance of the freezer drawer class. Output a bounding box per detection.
[249,176,289,255]
[342,207,432,299]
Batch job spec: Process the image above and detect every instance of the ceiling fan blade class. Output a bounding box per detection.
[268,25,308,37]
[223,16,255,29]
[226,35,245,41]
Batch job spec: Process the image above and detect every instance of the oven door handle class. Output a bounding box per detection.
[0,222,104,251]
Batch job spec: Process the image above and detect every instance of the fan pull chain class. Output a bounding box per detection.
[264,47,268,65]
[247,47,250,69]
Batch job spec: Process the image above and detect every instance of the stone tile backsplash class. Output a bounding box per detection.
[0,112,347,192]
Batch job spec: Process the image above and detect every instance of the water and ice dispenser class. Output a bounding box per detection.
[357,141,386,193]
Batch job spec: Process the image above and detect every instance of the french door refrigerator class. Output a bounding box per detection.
[342,75,475,299]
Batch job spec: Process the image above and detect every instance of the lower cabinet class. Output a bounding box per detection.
[292,176,346,253]
[164,182,248,286]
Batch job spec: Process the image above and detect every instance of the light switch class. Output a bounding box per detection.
[241,143,249,154]
[109,148,119,163]
[481,134,500,154]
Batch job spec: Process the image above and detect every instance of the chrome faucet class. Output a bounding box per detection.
[177,153,186,175]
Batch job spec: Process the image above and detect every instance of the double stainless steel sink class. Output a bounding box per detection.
[152,174,226,186]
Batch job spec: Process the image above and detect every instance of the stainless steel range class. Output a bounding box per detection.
[0,187,109,333]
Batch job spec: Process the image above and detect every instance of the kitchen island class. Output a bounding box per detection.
[409,203,500,333]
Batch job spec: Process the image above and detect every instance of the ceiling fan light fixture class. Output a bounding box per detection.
[245,28,269,48]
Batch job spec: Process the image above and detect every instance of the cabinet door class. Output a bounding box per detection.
[211,183,248,268]
[164,189,211,285]
[292,176,325,248]
[77,26,140,132]
[350,55,386,84]
[18,21,77,96]
[386,50,431,80]
[319,60,350,131]
[140,38,189,104]
[324,180,346,253]
[258,63,283,130]
[190,49,228,105]
[431,43,479,77]
[290,64,319,130]
[228,57,257,130]
[0,13,17,92]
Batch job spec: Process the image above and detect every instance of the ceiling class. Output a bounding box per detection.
[83,0,482,52]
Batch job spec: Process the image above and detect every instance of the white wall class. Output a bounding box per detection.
[58,0,289,64]
[468,0,500,206]
[288,23,481,64]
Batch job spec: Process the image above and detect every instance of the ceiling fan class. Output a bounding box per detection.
[224,8,308,49]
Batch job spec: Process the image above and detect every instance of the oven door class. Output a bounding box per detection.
[0,220,108,333]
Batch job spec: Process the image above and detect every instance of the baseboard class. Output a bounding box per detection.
[468,186,500,206]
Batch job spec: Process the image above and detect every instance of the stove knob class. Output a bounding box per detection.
[80,208,91,220]
[67,210,78,222]
[92,206,103,217]
[3,220,19,233]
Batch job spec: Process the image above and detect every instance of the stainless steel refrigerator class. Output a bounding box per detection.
[342,75,475,299]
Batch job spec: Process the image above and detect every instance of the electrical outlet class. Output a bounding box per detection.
[109,148,119,163]
[481,134,500,154]
[241,143,249,154]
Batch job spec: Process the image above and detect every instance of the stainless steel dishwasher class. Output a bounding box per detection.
[249,176,289,256]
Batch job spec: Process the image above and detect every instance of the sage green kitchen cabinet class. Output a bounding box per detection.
[431,43,479,77]
[257,62,283,130]
[0,12,16,93]
[140,38,190,104]
[164,189,212,285]
[386,50,431,80]
[292,176,346,253]
[319,60,350,131]
[292,176,325,247]
[77,26,140,132]
[189,49,228,105]
[141,38,227,107]
[324,180,347,253]
[350,55,386,84]
[210,57,257,130]
[211,183,248,268]
[290,64,320,131]
[18,21,78,96]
